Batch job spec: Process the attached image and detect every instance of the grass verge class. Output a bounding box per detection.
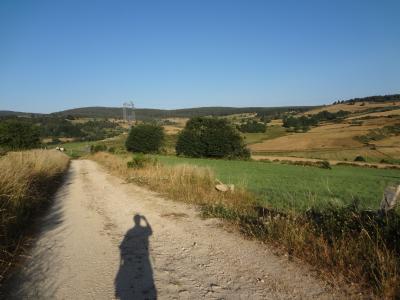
[91,152,399,297]
[0,150,70,285]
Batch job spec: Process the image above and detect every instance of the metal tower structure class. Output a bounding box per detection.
[122,101,135,124]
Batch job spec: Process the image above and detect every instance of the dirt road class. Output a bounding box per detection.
[5,160,341,299]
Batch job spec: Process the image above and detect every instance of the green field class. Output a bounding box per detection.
[242,125,287,145]
[58,135,127,158]
[155,155,400,211]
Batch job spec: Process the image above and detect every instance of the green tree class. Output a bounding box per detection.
[125,124,164,153]
[176,117,250,159]
[0,120,41,150]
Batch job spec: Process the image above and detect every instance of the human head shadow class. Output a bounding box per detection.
[115,214,157,300]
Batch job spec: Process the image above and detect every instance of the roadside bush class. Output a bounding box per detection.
[107,146,116,153]
[320,160,331,169]
[238,120,266,133]
[90,144,107,153]
[176,117,250,159]
[354,155,366,162]
[0,120,41,150]
[125,124,164,153]
[127,153,157,169]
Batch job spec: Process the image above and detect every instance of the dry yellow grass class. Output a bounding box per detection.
[0,149,70,283]
[305,101,400,115]
[163,125,183,134]
[347,108,400,119]
[91,152,255,213]
[250,116,400,158]
[250,123,369,152]
[163,118,188,134]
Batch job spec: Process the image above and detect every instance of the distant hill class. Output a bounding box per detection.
[0,110,44,117]
[335,94,400,104]
[52,106,316,120]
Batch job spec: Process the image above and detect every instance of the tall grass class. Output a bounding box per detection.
[92,152,399,297]
[0,150,69,283]
[91,152,256,214]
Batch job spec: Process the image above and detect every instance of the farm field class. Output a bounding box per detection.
[154,155,400,211]
[250,104,400,162]
[304,101,400,115]
[242,125,287,145]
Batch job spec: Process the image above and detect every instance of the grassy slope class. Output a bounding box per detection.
[155,155,400,210]
[250,103,400,162]
[242,125,287,145]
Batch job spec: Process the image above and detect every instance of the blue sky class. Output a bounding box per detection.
[0,0,399,113]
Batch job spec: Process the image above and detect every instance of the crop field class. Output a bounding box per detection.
[154,155,400,211]
[242,125,287,145]
[304,101,400,115]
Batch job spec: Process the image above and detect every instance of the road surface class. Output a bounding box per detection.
[5,160,342,299]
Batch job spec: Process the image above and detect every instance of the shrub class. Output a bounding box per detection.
[320,160,331,169]
[125,124,164,153]
[0,120,41,150]
[354,155,366,162]
[90,144,107,153]
[107,146,116,153]
[238,120,266,133]
[126,153,157,169]
[176,117,250,159]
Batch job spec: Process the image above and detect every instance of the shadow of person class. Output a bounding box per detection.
[115,214,157,300]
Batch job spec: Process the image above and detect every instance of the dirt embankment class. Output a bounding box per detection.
[4,160,344,299]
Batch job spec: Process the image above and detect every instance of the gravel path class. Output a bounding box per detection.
[5,160,342,299]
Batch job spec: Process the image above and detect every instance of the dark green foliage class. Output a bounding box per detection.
[306,200,400,254]
[238,120,266,133]
[176,117,250,159]
[90,144,107,153]
[39,118,83,137]
[354,155,366,162]
[125,124,164,153]
[0,116,123,141]
[107,146,116,153]
[355,124,400,144]
[320,160,331,169]
[333,94,400,105]
[127,153,157,169]
[283,110,350,131]
[0,119,41,150]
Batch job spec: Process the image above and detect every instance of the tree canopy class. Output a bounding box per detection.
[125,123,165,153]
[176,117,250,159]
[0,119,41,150]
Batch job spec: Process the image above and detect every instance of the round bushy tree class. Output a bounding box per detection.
[0,119,41,150]
[125,123,164,153]
[176,117,250,159]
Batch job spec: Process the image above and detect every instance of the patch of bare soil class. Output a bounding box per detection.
[4,160,346,299]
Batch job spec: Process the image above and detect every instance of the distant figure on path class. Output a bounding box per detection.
[115,214,156,300]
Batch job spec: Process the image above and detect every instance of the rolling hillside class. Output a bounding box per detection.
[52,106,314,120]
[250,98,400,163]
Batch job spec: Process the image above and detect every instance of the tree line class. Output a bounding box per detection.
[283,110,350,131]
[333,94,400,105]
[126,117,250,159]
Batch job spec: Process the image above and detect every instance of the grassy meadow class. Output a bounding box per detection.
[242,125,287,145]
[154,155,400,211]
